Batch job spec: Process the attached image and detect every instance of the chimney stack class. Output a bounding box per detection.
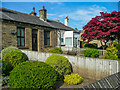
[65,16,69,26]
[30,7,36,16]
[39,5,47,21]
[56,20,60,22]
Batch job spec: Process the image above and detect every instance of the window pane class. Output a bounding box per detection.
[21,29,24,36]
[61,38,63,42]
[21,38,24,46]
[17,28,20,36]
[47,31,50,38]
[47,39,50,46]
[65,37,72,46]
[61,38,64,45]
[44,31,50,46]
[61,32,63,38]
[17,38,20,46]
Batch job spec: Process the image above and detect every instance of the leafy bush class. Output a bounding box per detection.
[104,45,119,60]
[81,41,87,48]
[64,73,83,85]
[83,48,99,58]
[116,44,120,59]
[48,48,63,54]
[84,43,98,49]
[45,54,72,76]
[3,50,26,68]
[2,61,13,76]
[113,41,118,47]
[8,61,63,89]
[1,46,18,59]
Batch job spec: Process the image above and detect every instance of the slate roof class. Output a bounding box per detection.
[83,72,120,89]
[0,7,79,32]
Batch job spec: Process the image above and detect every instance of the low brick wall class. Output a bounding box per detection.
[21,50,120,80]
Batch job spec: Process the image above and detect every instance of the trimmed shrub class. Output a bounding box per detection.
[8,61,63,89]
[64,73,83,85]
[45,54,72,76]
[48,48,63,54]
[104,45,119,60]
[3,50,26,68]
[2,61,13,76]
[1,46,18,59]
[83,48,99,58]
[84,43,98,49]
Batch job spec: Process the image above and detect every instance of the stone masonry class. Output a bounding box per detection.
[2,20,57,52]
[2,22,17,48]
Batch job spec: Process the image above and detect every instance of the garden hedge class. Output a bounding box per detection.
[8,61,63,89]
[1,46,18,59]
[48,48,63,54]
[45,54,72,76]
[2,60,13,76]
[105,45,119,60]
[83,48,99,58]
[3,50,26,68]
[64,73,83,85]
[84,43,97,49]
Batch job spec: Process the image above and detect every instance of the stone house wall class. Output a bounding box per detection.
[2,20,57,52]
[2,21,17,48]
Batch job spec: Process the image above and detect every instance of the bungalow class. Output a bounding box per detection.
[0,6,80,52]
[57,16,80,51]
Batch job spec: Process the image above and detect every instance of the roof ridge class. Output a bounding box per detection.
[1,7,80,32]
[0,7,38,18]
[47,19,77,31]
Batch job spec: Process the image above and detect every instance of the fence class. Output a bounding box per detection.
[22,50,120,80]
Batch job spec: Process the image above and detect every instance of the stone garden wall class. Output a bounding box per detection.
[22,50,120,80]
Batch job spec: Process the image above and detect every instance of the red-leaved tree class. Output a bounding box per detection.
[81,11,120,46]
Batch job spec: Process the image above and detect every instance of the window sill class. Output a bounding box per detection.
[44,46,52,48]
[61,44,65,46]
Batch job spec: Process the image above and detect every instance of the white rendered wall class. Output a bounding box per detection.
[22,50,120,80]
[64,31,73,47]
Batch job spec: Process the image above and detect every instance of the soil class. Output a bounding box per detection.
[58,77,97,89]
[2,78,97,89]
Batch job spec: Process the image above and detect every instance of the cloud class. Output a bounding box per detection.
[48,13,56,16]
[59,14,66,17]
[57,2,63,4]
[70,5,107,21]
[59,5,107,27]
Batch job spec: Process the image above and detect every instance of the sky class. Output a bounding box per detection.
[1,1,119,30]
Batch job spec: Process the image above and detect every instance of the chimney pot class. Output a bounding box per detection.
[30,7,36,16]
[65,16,69,26]
[33,7,35,12]
[43,5,45,9]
